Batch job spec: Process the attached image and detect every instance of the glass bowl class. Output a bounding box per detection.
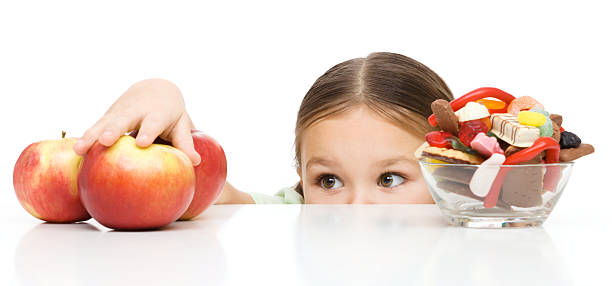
[419,160,574,228]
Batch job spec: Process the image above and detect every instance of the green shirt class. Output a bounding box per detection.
[248,185,304,204]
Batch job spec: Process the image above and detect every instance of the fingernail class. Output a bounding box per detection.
[137,135,149,145]
[193,154,201,166]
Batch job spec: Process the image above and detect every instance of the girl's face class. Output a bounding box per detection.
[298,104,433,204]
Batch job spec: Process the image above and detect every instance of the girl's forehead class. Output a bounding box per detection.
[301,106,424,161]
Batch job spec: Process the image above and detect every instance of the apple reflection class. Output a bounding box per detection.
[15,216,227,286]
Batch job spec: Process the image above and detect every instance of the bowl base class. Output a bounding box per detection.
[447,215,544,228]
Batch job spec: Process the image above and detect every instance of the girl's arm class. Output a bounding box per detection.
[214,182,255,204]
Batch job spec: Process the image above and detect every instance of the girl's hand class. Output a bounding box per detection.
[73,78,201,166]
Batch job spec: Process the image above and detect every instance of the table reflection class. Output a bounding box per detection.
[294,205,447,285]
[294,205,571,286]
[416,227,573,285]
[15,218,227,286]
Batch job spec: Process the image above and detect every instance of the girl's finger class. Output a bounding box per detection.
[73,117,109,155]
[172,115,201,166]
[136,115,168,147]
[98,114,140,147]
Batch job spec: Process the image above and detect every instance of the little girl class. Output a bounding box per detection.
[73,52,454,204]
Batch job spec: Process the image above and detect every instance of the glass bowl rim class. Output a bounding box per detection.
[418,158,575,168]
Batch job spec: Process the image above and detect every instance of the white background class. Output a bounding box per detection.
[1,0,610,281]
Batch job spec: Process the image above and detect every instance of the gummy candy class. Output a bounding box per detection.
[507,96,544,115]
[517,111,546,127]
[448,137,481,156]
[528,108,554,137]
[530,108,550,117]
[559,131,581,149]
[476,98,506,110]
[425,131,480,156]
[481,117,492,130]
[538,119,553,137]
[425,131,454,148]
[458,119,489,146]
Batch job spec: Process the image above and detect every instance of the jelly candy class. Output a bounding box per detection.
[425,131,454,148]
[425,131,480,156]
[559,131,581,149]
[538,119,553,137]
[458,119,489,146]
[481,117,492,130]
[517,111,546,127]
[530,108,550,117]
[529,108,553,137]
[507,96,544,115]
[476,98,506,110]
[448,137,481,156]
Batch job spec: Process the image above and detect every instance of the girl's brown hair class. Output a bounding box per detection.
[293,52,454,195]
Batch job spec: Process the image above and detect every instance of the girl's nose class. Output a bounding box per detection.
[348,188,376,204]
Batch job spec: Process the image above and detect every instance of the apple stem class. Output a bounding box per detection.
[62,130,66,139]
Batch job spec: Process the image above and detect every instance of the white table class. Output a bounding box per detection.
[1,203,608,286]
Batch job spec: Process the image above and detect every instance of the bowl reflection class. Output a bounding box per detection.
[294,205,571,285]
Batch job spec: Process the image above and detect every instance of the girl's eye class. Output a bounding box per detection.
[319,175,344,190]
[379,173,404,188]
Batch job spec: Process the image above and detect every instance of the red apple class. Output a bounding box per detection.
[128,130,228,220]
[78,135,195,230]
[13,132,91,223]
[179,130,227,220]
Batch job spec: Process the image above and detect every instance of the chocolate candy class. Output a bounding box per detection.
[483,137,560,208]
[559,144,595,162]
[551,121,561,142]
[559,131,581,149]
[500,165,544,208]
[431,99,460,135]
[432,166,475,185]
[436,180,512,210]
[550,114,563,127]
[490,113,540,147]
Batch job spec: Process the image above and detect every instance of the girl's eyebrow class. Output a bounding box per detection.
[306,157,337,170]
[376,156,417,168]
[306,155,416,170]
